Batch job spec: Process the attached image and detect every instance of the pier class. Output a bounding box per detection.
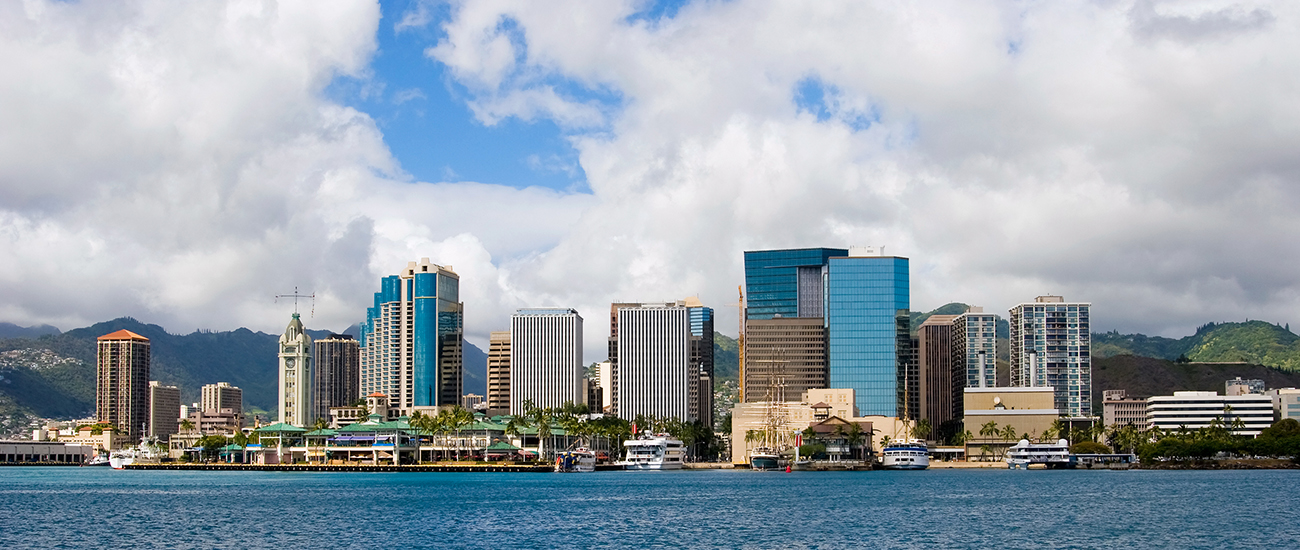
[125,463,555,473]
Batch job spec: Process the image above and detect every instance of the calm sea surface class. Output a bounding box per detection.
[1,467,1297,549]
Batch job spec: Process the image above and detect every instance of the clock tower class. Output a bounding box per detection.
[278,313,313,427]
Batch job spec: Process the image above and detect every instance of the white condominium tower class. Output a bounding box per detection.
[359,258,464,412]
[278,313,313,427]
[615,303,693,422]
[953,307,998,389]
[1009,296,1092,417]
[509,308,583,414]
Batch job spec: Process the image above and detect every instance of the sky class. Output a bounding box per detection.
[2,0,1299,358]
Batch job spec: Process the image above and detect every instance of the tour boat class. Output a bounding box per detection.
[749,448,780,470]
[621,433,686,470]
[1006,439,1071,469]
[881,440,930,470]
[555,448,596,472]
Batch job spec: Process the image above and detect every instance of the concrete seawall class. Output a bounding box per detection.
[126,463,555,473]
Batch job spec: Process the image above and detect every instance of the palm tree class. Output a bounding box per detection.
[1000,424,1018,442]
[180,419,195,433]
[448,406,474,460]
[911,419,932,441]
[979,421,998,441]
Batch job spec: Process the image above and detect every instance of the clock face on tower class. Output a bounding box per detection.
[285,358,295,367]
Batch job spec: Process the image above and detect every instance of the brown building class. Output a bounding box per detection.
[96,330,151,441]
[201,382,243,417]
[917,315,961,432]
[148,381,180,441]
[486,331,511,415]
[742,317,827,403]
[313,334,360,421]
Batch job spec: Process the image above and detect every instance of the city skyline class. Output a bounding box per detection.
[4,1,1299,367]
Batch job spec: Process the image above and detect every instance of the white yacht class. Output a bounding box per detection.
[621,434,686,470]
[110,434,165,469]
[881,440,930,470]
[555,448,596,472]
[1006,439,1071,469]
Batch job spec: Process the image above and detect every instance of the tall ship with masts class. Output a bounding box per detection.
[881,365,929,470]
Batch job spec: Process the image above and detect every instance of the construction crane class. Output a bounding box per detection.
[736,285,746,402]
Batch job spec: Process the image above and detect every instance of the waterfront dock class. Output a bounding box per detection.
[125,463,555,473]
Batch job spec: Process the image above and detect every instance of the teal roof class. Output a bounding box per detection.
[484,441,521,451]
[304,429,338,437]
[254,423,307,433]
[219,444,245,451]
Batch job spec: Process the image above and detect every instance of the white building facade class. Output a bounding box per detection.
[1146,391,1274,437]
[278,313,313,427]
[509,308,583,415]
[1009,296,1092,417]
[616,304,693,422]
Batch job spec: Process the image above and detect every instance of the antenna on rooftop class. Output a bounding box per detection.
[275,287,316,318]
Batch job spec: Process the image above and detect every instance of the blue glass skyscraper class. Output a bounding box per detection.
[826,254,910,417]
[743,248,847,320]
[360,259,463,411]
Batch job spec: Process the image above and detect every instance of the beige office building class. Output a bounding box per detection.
[148,381,180,441]
[486,331,511,415]
[742,317,827,403]
[1102,389,1148,429]
[201,382,242,415]
[963,386,1060,458]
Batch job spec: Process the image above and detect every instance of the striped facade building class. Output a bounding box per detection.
[615,304,694,422]
[96,330,151,441]
[510,309,583,414]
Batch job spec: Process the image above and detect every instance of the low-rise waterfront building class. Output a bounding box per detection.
[963,386,1060,460]
[1146,391,1273,437]
[730,388,906,466]
[0,440,95,464]
[59,424,128,452]
[1103,389,1149,429]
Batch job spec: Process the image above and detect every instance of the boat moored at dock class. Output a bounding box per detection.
[1006,439,1071,469]
[621,434,686,470]
[881,440,930,470]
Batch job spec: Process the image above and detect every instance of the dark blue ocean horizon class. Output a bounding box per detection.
[1,467,1296,549]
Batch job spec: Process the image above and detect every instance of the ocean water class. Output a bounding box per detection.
[1,467,1297,549]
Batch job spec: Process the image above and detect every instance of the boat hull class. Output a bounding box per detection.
[881,444,930,470]
[750,456,780,470]
[623,461,682,471]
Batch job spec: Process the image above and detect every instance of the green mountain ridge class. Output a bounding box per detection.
[0,317,488,434]
[1095,320,1300,372]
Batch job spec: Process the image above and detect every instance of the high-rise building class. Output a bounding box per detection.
[614,303,694,421]
[742,247,909,417]
[313,334,359,422]
[278,314,312,427]
[952,307,998,389]
[742,317,827,403]
[917,315,959,431]
[148,381,180,441]
[359,258,464,412]
[1009,296,1092,417]
[595,361,613,413]
[486,331,511,415]
[684,298,715,428]
[741,248,844,404]
[201,382,243,415]
[96,330,150,440]
[510,308,583,414]
[743,248,848,320]
[826,248,911,417]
